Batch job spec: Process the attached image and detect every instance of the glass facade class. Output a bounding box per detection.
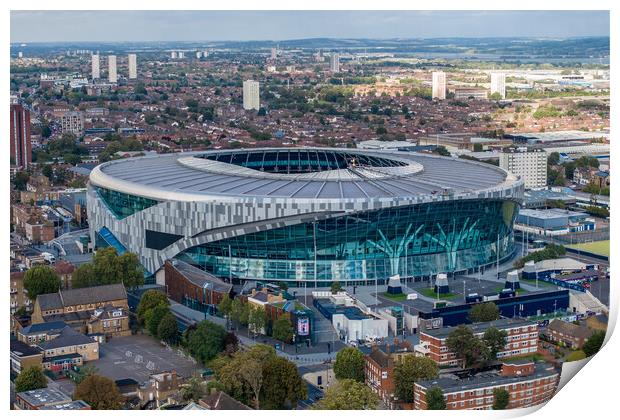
[200,149,407,174]
[95,187,158,219]
[176,199,519,285]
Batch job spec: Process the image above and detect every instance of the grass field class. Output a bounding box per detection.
[567,240,610,257]
[419,288,458,300]
[381,292,408,301]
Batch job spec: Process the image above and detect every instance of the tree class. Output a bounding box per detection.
[240,358,263,409]
[13,171,30,191]
[248,306,268,336]
[583,330,606,357]
[136,289,169,326]
[261,356,307,409]
[566,350,587,362]
[23,265,61,300]
[230,299,250,328]
[72,263,97,289]
[482,327,508,362]
[272,318,294,343]
[330,281,343,294]
[90,247,144,289]
[211,345,278,407]
[492,388,510,410]
[469,302,500,322]
[313,379,379,410]
[489,92,503,101]
[180,376,209,402]
[435,146,450,156]
[394,355,439,403]
[333,347,365,383]
[183,320,227,364]
[548,152,560,166]
[117,252,145,289]
[223,332,239,355]
[218,294,233,317]
[157,312,179,343]
[74,374,124,409]
[425,386,446,410]
[146,305,170,336]
[446,325,485,369]
[14,366,47,392]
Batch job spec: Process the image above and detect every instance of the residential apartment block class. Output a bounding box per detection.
[243,80,260,110]
[413,362,559,410]
[499,147,547,189]
[364,340,415,408]
[59,111,84,135]
[416,319,539,367]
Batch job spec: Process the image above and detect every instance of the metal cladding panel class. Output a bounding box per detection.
[88,148,524,275]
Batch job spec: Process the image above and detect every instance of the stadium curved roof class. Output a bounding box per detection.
[89,148,521,202]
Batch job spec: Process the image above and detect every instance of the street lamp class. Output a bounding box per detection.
[203,282,212,318]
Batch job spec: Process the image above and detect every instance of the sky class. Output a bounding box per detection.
[10,10,610,43]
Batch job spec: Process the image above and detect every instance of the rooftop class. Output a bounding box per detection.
[416,363,558,394]
[37,283,127,311]
[420,318,537,340]
[90,148,518,202]
[17,387,72,407]
[169,260,232,294]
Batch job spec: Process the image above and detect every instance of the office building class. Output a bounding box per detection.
[91,54,100,79]
[87,148,523,281]
[330,53,340,72]
[432,71,447,100]
[491,72,506,99]
[499,147,547,189]
[128,53,137,79]
[108,55,117,83]
[10,102,32,169]
[242,80,260,110]
[270,47,277,60]
[171,51,178,59]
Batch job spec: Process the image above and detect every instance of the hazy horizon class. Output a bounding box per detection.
[11,11,610,43]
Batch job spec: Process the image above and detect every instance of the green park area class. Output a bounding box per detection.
[567,240,610,257]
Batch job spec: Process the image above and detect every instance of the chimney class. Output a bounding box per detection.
[386,344,391,355]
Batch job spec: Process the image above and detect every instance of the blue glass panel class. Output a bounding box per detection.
[176,199,519,283]
[95,187,158,219]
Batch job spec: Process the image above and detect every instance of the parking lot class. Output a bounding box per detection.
[86,335,200,383]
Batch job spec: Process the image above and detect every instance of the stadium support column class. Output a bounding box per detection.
[313,221,317,289]
[496,233,500,280]
[228,244,232,283]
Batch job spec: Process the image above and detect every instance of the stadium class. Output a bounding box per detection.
[87,148,524,286]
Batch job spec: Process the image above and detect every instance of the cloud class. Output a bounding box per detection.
[10,10,610,43]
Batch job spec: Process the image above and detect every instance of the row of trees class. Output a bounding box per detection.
[218,296,295,343]
[72,247,144,290]
[514,244,566,269]
[136,289,179,343]
[21,247,146,301]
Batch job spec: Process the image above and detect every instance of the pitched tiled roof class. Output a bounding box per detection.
[548,319,593,340]
[37,283,127,310]
[36,326,95,350]
[20,320,69,335]
[199,391,252,410]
